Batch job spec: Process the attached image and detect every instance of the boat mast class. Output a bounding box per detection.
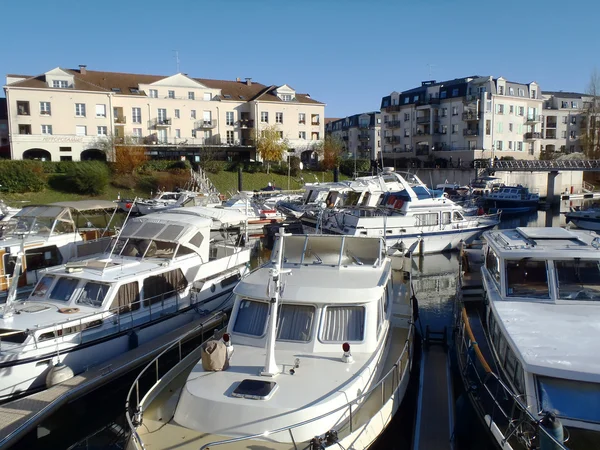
[261,226,291,377]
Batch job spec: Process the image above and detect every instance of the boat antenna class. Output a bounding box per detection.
[261,226,291,377]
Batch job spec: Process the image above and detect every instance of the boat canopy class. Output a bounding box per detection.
[164,206,247,227]
[50,200,117,211]
[381,186,444,203]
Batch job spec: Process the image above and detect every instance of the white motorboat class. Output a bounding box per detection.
[565,207,600,231]
[0,206,251,400]
[0,200,120,293]
[320,174,500,255]
[126,231,415,449]
[218,192,286,231]
[456,227,600,449]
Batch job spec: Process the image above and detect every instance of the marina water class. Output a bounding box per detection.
[9,203,579,450]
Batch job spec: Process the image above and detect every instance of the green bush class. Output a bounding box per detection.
[0,161,47,193]
[339,159,371,176]
[138,172,191,193]
[203,161,227,174]
[64,161,110,195]
[138,160,191,173]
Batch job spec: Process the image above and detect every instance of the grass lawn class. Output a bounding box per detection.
[0,170,348,206]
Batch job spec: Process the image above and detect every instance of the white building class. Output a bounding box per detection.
[325,112,381,161]
[4,66,325,163]
[541,91,592,156]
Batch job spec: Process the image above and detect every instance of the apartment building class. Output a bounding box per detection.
[325,112,381,161]
[0,98,8,156]
[380,76,543,166]
[3,66,325,163]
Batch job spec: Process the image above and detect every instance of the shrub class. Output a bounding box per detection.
[111,174,138,190]
[0,161,46,193]
[339,159,371,176]
[64,161,110,195]
[112,145,148,174]
[203,161,227,174]
[138,172,191,193]
[139,159,191,173]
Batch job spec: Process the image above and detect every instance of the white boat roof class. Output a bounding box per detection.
[484,227,600,259]
[494,300,600,382]
[50,200,118,211]
[158,206,247,227]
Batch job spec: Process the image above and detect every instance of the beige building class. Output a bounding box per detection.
[380,76,543,166]
[4,66,325,163]
[325,112,381,161]
[0,98,8,155]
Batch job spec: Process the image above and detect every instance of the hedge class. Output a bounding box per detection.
[339,159,371,176]
[0,160,47,193]
[63,161,110,195]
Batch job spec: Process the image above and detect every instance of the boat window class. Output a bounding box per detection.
[143,269,187,306]
[360,192,371,207]
[175,245,195,257]
[111,282,140,314]
[504,347,518,383]
[54,219,74,234]
[32,275,55,298]
[25,245,63,271]
[485,249,501,285]
[537,376,600,424]
[321,306,365,342]
[30,217,54,235]
[555,259,600,301]
[496,334,508,365]
[513,359,525,394]
[276,304,314,342]
[121,239,157,258]
[442,212,451,224]
[377,296,384,336]
[453,211,464,221]
[49,277,80,302]
[233,299,268,336]
[506,260,549,298]
[345,191,361,207]
[150,241,178,259]
[415,213,439,227]
[76,282,110,308]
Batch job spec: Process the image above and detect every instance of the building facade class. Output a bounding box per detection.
[325,112,381,161]
[380,76,543,166]
[0,98,8,156]
[4,66,325,163]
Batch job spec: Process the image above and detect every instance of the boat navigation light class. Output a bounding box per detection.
[342,342,354,364]
[222,333,231,344]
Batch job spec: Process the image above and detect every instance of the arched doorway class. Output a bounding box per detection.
[23,149,52,161]
[301,150,318,168]
[81,149,107,161]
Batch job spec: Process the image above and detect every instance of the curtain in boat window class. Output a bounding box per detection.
[321,306,365,342]
[112,282,140,314]
[276,304,314,342]
[233,299,268,336]
[76,282,110,307]
[143,269,187,306]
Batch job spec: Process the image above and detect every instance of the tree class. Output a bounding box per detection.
[94,135,148,174]
[253,124,289,174]
[582,68,600,159]
[316,135,344,170]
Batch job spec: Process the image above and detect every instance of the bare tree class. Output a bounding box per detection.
[252,124,290,174]
[582,68,600,159]
[315,135,344,170]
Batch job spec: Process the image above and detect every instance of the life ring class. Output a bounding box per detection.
[58,307,80,314]
[387,196,396,206]
[394,199,404,209]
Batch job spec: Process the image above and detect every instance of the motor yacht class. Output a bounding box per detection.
[483,185,540,214]
[565,206,600,231]
[0,206,251,400]
[126,231,415,449]
[217,192,286,231]
[456,227,600,449]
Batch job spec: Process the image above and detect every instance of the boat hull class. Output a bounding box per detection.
[565,214,600,231]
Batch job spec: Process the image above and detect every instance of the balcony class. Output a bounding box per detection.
[526,115,542,123]
[114,116,126,125]
[358,144,371,151]
[311,121,321,126]
[384,136,401,144]
[545,130,557,139]
[525,132,542,140]
[462,111,480,121]
[386,120,401,129]
[148,118,171,128]
[415,130,430,136]
[358,133,370,141]
[195,119,218,129]
[239,118,254,128]
[415,145,429,156]
[241,139,255,146]
[545,120,557,128]
[463,128,479,136]
[384,105,401,112]
[416,116,430,124]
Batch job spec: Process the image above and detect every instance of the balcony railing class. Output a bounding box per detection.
[463,129,479,136]
[384,105,401,112]
[239,118,254,128]
[545,121,557,128]
[241,139,255,146]
[462,111,480,121]
[416,116,430,124]
[384,136,401,144]
[415,146,429,156]
[195,119,218,129]
[114,116,127,125]
[525,115,542,123]
[148,118,171,128]
[545,131,557,139]
[358,133,370,141]
[311,121,321,125]
[386,120,401,129]
[525,132,542,140]
[415,130,430,136]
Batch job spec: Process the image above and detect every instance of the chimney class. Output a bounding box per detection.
[236,77,240,82]
[79,65,87,75]
[245,77,252,86]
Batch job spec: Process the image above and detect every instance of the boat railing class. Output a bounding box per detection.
[456,308,569,450]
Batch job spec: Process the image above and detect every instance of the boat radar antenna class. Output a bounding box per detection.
[261,227,292,377]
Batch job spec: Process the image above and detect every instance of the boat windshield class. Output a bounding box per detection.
[233,299,268,336]
[505,259,549,299]
[321,306,365,342]
[276,304,314,342]
[538,376,600,424]
[31,275,55,298]
[49,277,80,302]
[76,282,110,308]
[555,259,600,301]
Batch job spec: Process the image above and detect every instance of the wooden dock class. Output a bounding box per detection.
[0,312,227,449]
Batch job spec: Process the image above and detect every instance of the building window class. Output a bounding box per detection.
[571,101,578,108]
[508,87,514,96]
[441,125,447,134]
[452,106,458,116]
[188,91,195,100]
[75,125,87,136]
[281,94,292,101]
[404,129,409,137]
[175,129,181,138]
[518,106,524,116]
[561,101,568,108]
[17,101,30,115]
[531,89,537,99]
[486,120,491,135]
[451,124,458,134]
[226,130,234,144]
[299,131,306,139]
[276,112,283,124]
[562,116,568,124]
[168,90,175,99]
[96,104,106,117]
[157,108,167,122]
[298,113,305,124]
[496,141,503,150]
[278,131,283,139]
[59,146,71,152]
[518,88,524,97]
[498,86,504,95]
[53,80,69,88]
[60,155,72,161]
[41,125,53,135]
[40,101,51,115]
[404,97,410,103]
[18,124,31,135]
[174,109,180,119]
[149,89,158,98]
[509,105,514,114]
[130,107,140,124]
[452,88,459,96]
[561,131,567,138]
[517,142,523,151]
[133,128,142,138]
[190,110,196,119]
[311,114,320,125]
[74,103,86,117]
[261,111,269,123]
[508,141,513,150]
[202,92,211,101]
[226,111,234,126]
[97,126,107,136]
[570,130,577,139]
[571,116,577,124]
[496,104,504,114]
[404,113,410,121]
[508,123,513,132]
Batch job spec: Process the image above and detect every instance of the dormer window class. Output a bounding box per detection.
[281,94,292,102]
[53,80,69,89]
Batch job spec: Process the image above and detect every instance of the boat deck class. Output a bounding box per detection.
[0,312,227,448]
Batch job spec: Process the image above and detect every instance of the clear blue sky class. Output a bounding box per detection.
[1,0,598,117]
